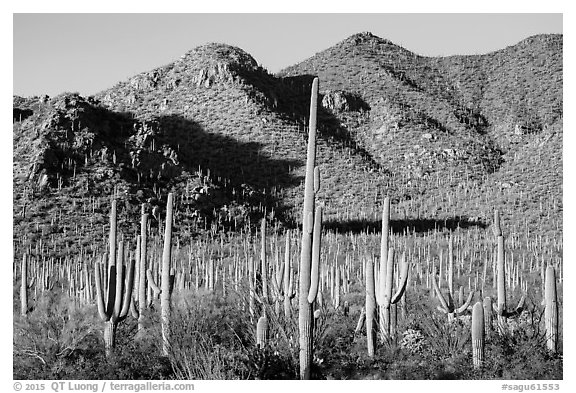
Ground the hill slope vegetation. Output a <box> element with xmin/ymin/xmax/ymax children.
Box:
<box><xmin>13</xmin><ymin>33</ymin><xmax>562</xmax><ymax>253</ymax></box>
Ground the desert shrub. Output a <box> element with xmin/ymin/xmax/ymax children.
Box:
<box><xmin>13</xmin><ymin>292</ymin><xmax>99</xmax><ymax>379</ymax></box>
<box><xmin>480</xmin><ymin>307</ymin><xmax>563</xmax><ymax>380</ymax></box>
<box><xmin>13</xmin><ymin>290</ymin><xmax>176</xmax><ymax>380</ymax></box>
<box><xmin>165</xmin><ymin>289</ymin><xmax>299</xmax><ymax>379</ymax></box>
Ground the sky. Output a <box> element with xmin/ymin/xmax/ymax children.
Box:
<box><xmin>13</xmin><ymin>13</ymin><xmax>563</xmax><ymax>97</ymax></box>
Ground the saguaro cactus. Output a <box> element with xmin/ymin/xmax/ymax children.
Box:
<box><xmin>283</xmin><ymin>232</ymin><xmax>296</xmax><ymax>319</ymax></box>
<box><xmin>95</xmin><ymin>239</ymin><xmax>135</xmax><ymax>357</ymax></box>
<box><xmin>260</xmin><ymin>218</ymin><xmax>269</xmax><ymax>303</ymax></box>
<box><xmin>248</xmin><ymin>256</ymin><xmax>256</xmax><ymax>319</ymax></box>
<box><xmin>378</xmin><ymin>247</ymin><xmax>409</xmax><ymax>340</ymax></box>
<box><xmin>273</xmin><ymin>244</ymin><xmax>285</xmax><ymax>316</ymax></box>
<box><xmin>256</xmin><ymin>313</ymin><xmax>269</xmax><ymax>348</ymax></box>
<box><xmin>20</xmin><ymin>254</ymin><xmax>28</xmax><ymax>317</ymax></box>
<box><xmin>483</xmin><ymin>296</ymin><xmax>494</xmax><ymax>335</ymax></box>
<box><xmin>432</xmin><ymin>235</ymin><xmax>474</xmax><ymax>322</ymax></box>
<box><xmin>377</xmin><ymin>196</ymin><xmax>391</xmax><ymax>325</ymax></box>
<box><xmin>376</xmin><ymin>198</ymin><xmax>409</xmax><ymax>340</ymax></box>
<box><xmin>543</xmin><ymin>266</ymin><xmax>558</xmax><ymax>353</ymax></box>
<box><xmin>146</xmin><ymin>194</ymin><xmax>175</xmax><ymax>355</ymax></box>
<box><xmin>355</xmin><ymin>307</ymin><xmax>366</xmax><ymax>335</ymax></box>
<box><xmin>298</xmin><ymin>77</ymin><xmax>322</xmax><ymax>380</ymax></box>
<box><xmin>471</xmin><ymin>301</ymin><xmax>485</xmax><ymax>369</ymax></box>
<box><xmin>334</xmin><ymin>265</ymin><xmax>341</xmax><ymax>309</ymax></box>
<box><xmin>365</xmin><ymin>257</ymin><xmax>377</xmax><ymax>356</ymax></box>
<box><xmin>20</xmin><ymin>254</ymin><xmax>34</xmax><ymax>316</ymax></box>
<box><xmin>160</xmin><ymin>193</ymin><xmax>174</xmax><ymax>355</ymax></box>
<box><xmin>492</xmin><ymin>211</ymin><xmax>525</xmax><ymax>333</ymax></box>
<box><xmin>138</xmin><ymin>205</ymin><xmax>148</xmax><ymax>331</ymax></box>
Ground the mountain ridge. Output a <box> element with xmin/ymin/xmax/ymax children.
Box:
<box><xmin>13</xmin><ymin>32</ymin><xmax>562</xmax><ymax>254</ymax></box>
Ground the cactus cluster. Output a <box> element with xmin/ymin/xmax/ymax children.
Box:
<box><xmin>364</xmin><ymin>197</ymin><xmax>409</xmax><ymax>356</ymax></box>
<box><xmin>432</xmin><ymin>234</ymin><xmax>474</xmax><ymax>322</ymax></box>
<box><xmin>94</xmin><ymin>200</ymin><xmax>136</xmax><ymax>356</ymax></box>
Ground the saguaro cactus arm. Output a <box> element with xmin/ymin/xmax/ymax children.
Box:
<box><xmin>433</xmin><ymin>271</ymin><xmax>474</xmax><ymax>315</ymax></box>
<box><xmin>307</xmin><ymin>206</ymin><xmax>322</xmax><ymax>304</ymax></box>
<box><xmin>112</xmin><ymin>246</ymin><xmax>124</xmax><ymax>320</ymax></box>
<box><xmin>94</xmin><ymin>262</ymin><xmax>109</xmax><ymax>321</ymax></box>
<box><xmin>391</xmin><ymin>252</ymin><xmax>409</xmax><ymax>304</ymax></box>
<box><xmin>147</xmin><ymin>269</ymin><xmax>162</xmax><ymax>295</ymax></box>
<box><xmin>455</xmin><ymin>291</ymin><xmax>475</xmax><ymax>314</ymax></box>
<box><xmin>314</xmin><ymin>166</ymin><xmax>320</xmax><ymax>194</ymax></box>
<box><xmin>119</xmin><ymin>259</ymin><xmax>136</xmax><ymax>318</ymax></box>
<box><xmin>432</xmin><ymin>273</ymin><xmax>450</xmax><ymax>313</ymax></box>
<box><xmin>502</xmin><ymin>294</ymin><xmax>526</xmax><ymax>318</ymax></box>
<box><xmin>355</xmin><ymin>307</ymin><xmax>366</xmax><ymax>334</ymax></box>
<box><xmin>95</xmin><ymin>241</ymin><xmax>135</xmax><ymax>324</ymax></box>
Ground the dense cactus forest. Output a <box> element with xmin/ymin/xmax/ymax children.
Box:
<box><xmin>13</xmin><ymin>32</ymin><xmax>562</xmax><ymax>380</ymax></box>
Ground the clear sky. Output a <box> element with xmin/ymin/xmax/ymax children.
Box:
<box><xmin>13</xmin><ymin>13</ymin><xmax>562</xmax><ymax>97</ymax></box>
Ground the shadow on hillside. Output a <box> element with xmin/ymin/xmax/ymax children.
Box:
<box><xmin>150</xmin><ymin>113</ymin><xmax>301</xmax><ymax>188</ymax></box>
<box><xmin>32</xmin><ymin>96</ymin><xmax>302</xmax><ymax>226</ymax></box>
<box><xmin>206</xmin><ymin>68</ymin><xmax>385</xmax><ymax>174</ymax></box>
<box><xmin>13</xmin><ymin>108</ymin><xmax>34</xmax><ymax>123</ymax></box>
<box><xmin>323</xmin><ymin>216</ymin><xmax>487</xmax><ymax>235</ymax></box>
<box><xmin>271</xmin><ymin>74</ymin><xmax>386</xmax><ymax>174</ymax></box>
<box><xmin>112</xmin><ymin>113</ymin><xmax>302</xmax><ymax>222</ymax></box>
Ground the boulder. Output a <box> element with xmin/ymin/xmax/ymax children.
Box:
<box><xmin>321</xmin><ymin>90</ymin><xmax>369</xmax><ymax>113</ymax></box>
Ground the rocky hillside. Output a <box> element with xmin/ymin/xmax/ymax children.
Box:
<box><xmin>13</xmin><ymin>33</ymin><xmax>562</xmax><ymax>254</ymax></box>
<box><xmin>280</xmin><ymin>32</ymin><xmax>562</xmax><ymax>234</ymax></box>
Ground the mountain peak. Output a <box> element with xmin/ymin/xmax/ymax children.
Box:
<box><xmin>342</xmin><ymin>31</ymin><xmax>395</xmax><ymax>47</ymax></box>
<box><xmin>179</xmin><ymin>43</ymin><xmax>259</xmax><ymax>72</ymax></box>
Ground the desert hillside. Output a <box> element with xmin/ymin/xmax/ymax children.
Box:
<box><xmin>13</xmin><ymin>32</ymin><xmax>562</xmax><ymax>252</ymax></box>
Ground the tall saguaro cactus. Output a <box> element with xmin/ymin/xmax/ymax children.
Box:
<box><xmin>137</xmin><ymin>204</ymin><xmax>148</xmax><ymax>332</ymax></box>
<box><xmin>146</xmin><ymin>194</ymin><xmax>175</xmax><ymax>355</ymax></box>
<box><xmin>20</xmin><ymin>254</ymin><xmax>34</xmax><ymax>316</ymax></box>
<box><xmin>365</xmin><ymin>257</ymin><xmax>377</xmax><ymax>356</ymax></box>
<box><xmin>299</xmin><ymin>77</ymin><xmax>322</xmax><ymax>380</ymax></box>
<box><xmin>543</xmin><ymin>266</ymin><xmax>558</xmax><ymax>353</ymax></box>
<box><xmin>260</xmin><ymin>218</ymin><xmax>269</xmax><ymax>303</ymax></box>
<box><xmin>492</xmin><ymin>210</ymin><xmax>525</xmax><ymax>333</ymax></box>
<box><xmin>377</xmin><ymin>197</ymin><xmax>391</xmax><ymax>319</ymax></box>
<box><xmin>160</xmin><ymin>193</ymin><xmax>174</xmax><ymax>355</ymax></box>
<box><xmin>378</xmin><ymin>247</ymin><xmax>409</xmax><ymax>340</ymax></box>
<box><xmin>95</xmin><ymin>237</ymin><xmax>135</xmax><ymax>357</ymax></box>
<box><xmin>375</xmin><ymin>198</ymin><xmax>409</xmax><ymax>340</ymax></box>
<box><xmin>283</xmin><ymin>232</ymin><xmax>295</xmax><ymax>319</ymax></box>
